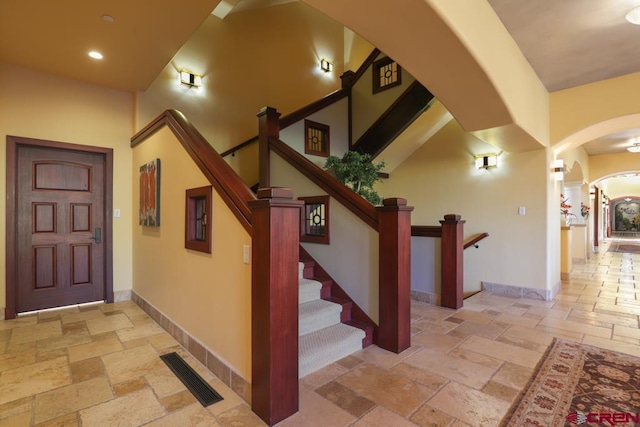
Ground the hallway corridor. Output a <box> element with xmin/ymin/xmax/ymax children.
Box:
<box><xmin>1</xmin><ymin>238</ymin><xmax>639</xmax><ymax>426</ymax></box>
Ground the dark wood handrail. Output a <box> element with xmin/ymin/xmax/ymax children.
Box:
<box><xmin>411</xmin><ymin>225</ymin><xmax>441</xmax><ymax>238</ymax></box>
<box><xmin>221</xmin><ymin>48</ymin><xmax>381</xmax><ymax>159</ymax></box>
<box><xmin>269</xmin><ymin>137</ymin><xmax>379</xmax><ymax>230</ymax></box>
<box><xmin>351</xmin><ymin>48</ymin><xmax>381</xmax><ymax>84</ymax></box>
<box><xmin>464</xmin><ymin>232</ymin><xmax>489</xmax><ymax>249</ymax></box>
<box><xmin>220</xmin><ymin>135</ymin><xmax>258</xmax><ymax>158</ymax></box>
<box><xmin>131</xmin><ymin>109</ymin><xmax>256</xmax><ymax>234</ymax></box>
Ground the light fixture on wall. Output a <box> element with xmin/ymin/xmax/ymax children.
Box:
<box><xmin>628</xmin><ymin>142</ymin><xmax>640</xmax><ymax>153</ymax></box>
<box><xmin>320</xmin><ymin>58</ymin><xmax>333</xmax><ymax>73</ymax></box>
<box><xmin>552</xmin><ymin>159</ymin><xmax>565</xmax><ymax>180</ymax></box>
<box><xmin>475</xmin><ymin>153</ymin><xmax>498</xmax><ymax>169</ymax></box>
<box><xmin>179</xmin><ymin>70</ymin><xmax>202</xmax><ymax>88</ymax></box>
<box><xmin>626</xmin><ymin>5</ymin><xmax>640</xmax><ymax>25</ymax></box>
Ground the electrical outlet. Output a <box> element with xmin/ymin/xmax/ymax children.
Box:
<box><xmin>243</xmin><ymin>245</ymin><xmax>250</xmax><ymax>264</ymax></box>
<box><xmin>518</xmin><ymin>206</ymin><xmax>526</xmax><ymax>215</ymax></box>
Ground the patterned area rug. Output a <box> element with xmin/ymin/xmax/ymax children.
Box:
<box><xmin>608</xmin><ymin>243</ymin><xmax>640</xmax><ymax>254</ymax></box>
<box><xmin>501</xmin><ymin>339</ymin><xmax>640</xmax><ymax>426</ymax></box>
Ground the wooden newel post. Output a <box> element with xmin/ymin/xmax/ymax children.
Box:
<box><xmin>377</xmin><ymin>197</ymin><xmax>413</xmax><ymax>353</ymax></box>
<box><xmin>257</xmin><ymin>107</ymin><xmax>281</xmax><ymax>189</ymax></box>
<box><xmin>440</xmin><ymin>214</ymin><xmax>465</xmax><ymax>309</ymax></box>
<box><xmin>248</xmin><ymin>188</ymin><xmax>303</xmax><ymax>426</ymax></box>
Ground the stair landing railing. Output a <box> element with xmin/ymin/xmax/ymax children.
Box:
<box><xmin>411</xmin><ymin>220</ymin><xmax>489</xmax><ymax>309</ymax></box>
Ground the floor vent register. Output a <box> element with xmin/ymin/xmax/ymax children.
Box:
<box><xmin>160</xmin><ymin>352</ymin><xmax>224</xmax><ymax>407</ymax></box>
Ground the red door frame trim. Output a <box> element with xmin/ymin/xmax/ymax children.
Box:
<box><xmin>5</xmin><ymin>136</ymin><xmax>114</xmax><ymax>319</ymax></box>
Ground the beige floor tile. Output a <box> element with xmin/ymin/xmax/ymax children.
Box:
<box><xmin>0</xmin><ymin>346</ymin><xmax>36</xmax><ymax>371</ymax></box>
<box><xmin>458</xmin><ymin>336</ymin><xmax>542</xmax><ymax>369</ymax></box>
<box><xmin>411</xmin><ymin>330</ymin><xmax>465</xmax><ymax>352</ymax></box>
<box><xmin>301</xmin><ymin>362</ymin><xmax>349</xmax><ymax>390</ymax></box>
<box><xmin>36</xmin><ymin>333</ymin><xmax>92</xmax><ymax>353</ymax></box>
<box><xmin>0</xmin><ymin>397</ymin><xmax>32</xmax><ymax>421</ymax></box>
<box><xmin>534</xmin><ymin>325</ymin><xmax>585</xmax><ymax>342</ymax></box>
<box><xmin>145</xmin><ymin>403</ymin><xmax>220</xmax><ymax>427</ymax></box>
<box><xmin>9</xmin><ymin>321</ymin><xmax>62</xmax><ymax>345</ymax></box>
<box><xmin>537</xmin><ymin>316</ymin><xmax>612</xmax><ymax>338</ymax></box>
<box><xmin>102</xmin><ymin>343</ymin><xmax>162</xmax><ymax>384</ymax></box>
<box><xmin>116</xmin><ymin>319</ymin><xmax>165</xmax><ymax>342</ymax></box>
<box><xmin>351</xmin><ymin>406</ymin><xmax>416</xmax><ymax>426</ymax></box>
<box><xmin>448</xmin><ymin>347</ymin><xmax>503</xmax><ymax>369</ymax></box>
<box><xmin>68</xmin><ymin>336</ymin><xmax>123</xmax><ymax>363</ymax></box>
<box><xmin>350</xmin><ymin>344</ymin><xmax>418</xmax><ymax>369</ymax></box>
<box><xmin>403</xmin><ymin>348</ymin><xmax>496</xmax><ymax>389</ymax></box>
<box><xmin>145</xmin><ymin>363</ymin><xmax>187</xmax><ymax>398</ymax></box>
<box><xmin>86</xmin><ymin>313</ymin><xmax>134</xmax><ymax>336</ymax></box>
<box><xmin>274</xmin><ymin>387</ymin><xmax>353</xmax><ymax>427</ymax></box>
<box><xmin>427</xmin><ymin>382</ymin><xmax>510</xmax><ymax>426</ymax></box>
<box><xmin>217</xmin><ymin>404</ymin><xmax>268</xmax><ymax>426</ymax></box>
<box><xmin>0</xmin><ymin>411</ymin><xmax>30</xmax><ymax>427</ymax></box>
<box><xmin>390</xmin><ymin>362</ymin><xmax>449</xmax><ymax>390</ymax></box>
<box><xmin>337</xmin><ymin>363</ymin><xmax>434</xmax><ymax>417</ymax></box>
<box><xmin>595</xmin><ymin>302</ymin><xmax>640</xmax><ymax>316</ymax></box>
<box><xmin>614</xmin><ymin>324</ymin><xmax>640</xmax><ymax>340</ymax></box>
<box><xmin>34</xmin><ymin>377</ymin><xmax>113</xmax><ymax>424</ymax></box>
<box><xmin>59</xmin><ymin>309</ymin><xmax>105</xmax><ymax>325</ymax></box>
<box><xmin>448</xmin><ymin>310</ymin><xmax>495</xmax><ymax>324</ymax></box>
<box><xmin>491</xmin><ymin>362</ymin><xmax>533</xmax><ymax>390</ymax></box>
<box><xmin>582</xmin><ymin>335</ymin><xmax>640</xmax><ymax>357</ymax></box>
<box><xmin>0</xmin><ymin>356</ymin><xmax>71</xmax><ymax>405</ymax></box>
<box><xmin>147</xmin><ymin>332</ymin><xmax>180</xmax><ymax>350</ymax></box>
<box><xmin>315</xmin><ymin>381</ymin><xmax>376</xmax><ymax>417</ymax></box>
<box><xmin>495</xmin><ymin>335</ymin><xmax>549</xmax><ymax>353</ymax></box>
<box><xmin>79</xmin><ymin>388</ymin><xmax>166</xmax><ymax>426</ymax></box>
<box><xmin>35</xmin><ymin>412</ymin><xmax>79</xmax><ymax>427</ymax></box>
<box><xmin>493</xmin><ymin>313</ymin><xmax>540</xmax><ymax>328</ymax></box>
<box><xmin>410</xmin><ymin>404</ymin><xmax>455</xmax><ymax>427</ymax></box>
<box><xmin>453</xmin><ymin>320</ymin><xmax>508</xmax><ymax>339</ymax></box>
<box><xmin>481</xmin><ymin>380</ymin><xmax>518</xmax><ymax>402</ymax></box>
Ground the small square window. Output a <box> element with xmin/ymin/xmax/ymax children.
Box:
<box><xmin>373</xmin><ymin>56</ymin><xmax>402</xmax><ymax>94</ymax></box>
<box><xmin>304</xmin><ymin>119</ymin><xmax>330</xmax><ymax>157</ymax></box>
<box><xmin>299</xmin><ymin>195</ymin><xmax>330</xmax><ymax>244</ymax></box>
<box><xmin>185</xmin><ymin>186</ymin><xmax>212</xmax><ymax>253</ymax></box>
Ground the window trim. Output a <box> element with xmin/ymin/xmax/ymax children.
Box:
<box><xmin>185</xmin><ymin>186</ymin><xmax>212</xmax><ymax>253</ymax></box>
<box><xmin>299</xmin><ymin>195</ymin><xmax>330</xmax><ymax>244</ymax></box>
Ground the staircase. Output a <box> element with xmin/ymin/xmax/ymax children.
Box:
<box><xmin>298</xmin><ymin>260</ymin><xmax>373</xmax><ymax>377</ymax></box>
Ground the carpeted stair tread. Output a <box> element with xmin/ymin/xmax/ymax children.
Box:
<box><xmin>299</xmin><ymin>278</ymin><xmax>322</xmax><ymax>304</ymax></box>
<box><xmin>299</xmin><ymin>323</ymin><xmax>365</xmax><ymax>377</ymax></box>
<box><xmin>299</xmin><ymin>299</ymin><xmax>342</xmax><ymax>335</ymax></box>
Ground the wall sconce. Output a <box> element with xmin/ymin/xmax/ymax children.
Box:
<box><xmin>180</xmin><ymin>70</ymin><xmax>202</xmax><ymax>88</ymax></box>
<box><xmin>475</xmin><ymin>153</ymin><xmax>498</xmax><ymax>169</ymax></box>
<box><xmin>551</xmin><ymin>159</ymin><xmax>564</xmax><ymax>180</ymax></box>
<box><xmin>320</xmin><ymin>59</ymin><xmax>333</xmax><ymax>73</ymax></box>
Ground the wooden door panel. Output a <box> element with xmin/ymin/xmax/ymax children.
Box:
<box><xmin>16</xmin><ymin>146</ymin><xmax>105</xmax><ymax>312</ymax></box>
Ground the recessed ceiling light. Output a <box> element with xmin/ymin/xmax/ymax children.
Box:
<box><xmin>88</xmin><ymin>51</ymin><xmax>103</xmax><ymax>60</ymax></box>
<box><xmin>102</xmin><ymin>14</ymin><xmax>114</xmax><ymax>23</ymax></box>
<box><xmin>626</xmin><ymin>6</ymin><xmax>640</xmax><ymax>25</ymax></box>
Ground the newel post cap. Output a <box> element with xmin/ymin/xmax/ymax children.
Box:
<box><xmin>256</xmin><ymin>187</ymin><xmax>294</xmax><ymax>200</ymax></box>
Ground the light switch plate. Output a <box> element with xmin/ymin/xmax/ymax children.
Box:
<box><xmin>243</xmin><ymin>245</ymin><xmax>250</xmax><ymax>264</ymax></box>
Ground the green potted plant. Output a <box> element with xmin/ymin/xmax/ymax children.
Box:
<box><xmin>324</xmin><ymin>151</ymin><xmax>386</xmax><ymax>205</ymax></box>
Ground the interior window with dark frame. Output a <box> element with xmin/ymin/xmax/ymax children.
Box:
<box><xmin>373</xmin><ymin>56</ymin><xmax>402</xmax><ymax>93</ymax></box>
<box><xmin>304</xmin><ymin>119</ymin><xmax>330</xmax><ymax>157</ymax></box>
<box><xmin>299</xmin><ymin>195</ymin><xmax>330</xmax><ymax>244</ymax></box>
<box><xmin>185</xmin><ymin>186</ymin><xmax>212</xmax><ymax>253</ymax></box>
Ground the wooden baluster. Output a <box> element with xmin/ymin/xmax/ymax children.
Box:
<box><xmin>249</xmin><ymin>188</ymin><xmax>303</xmax><ymax>426</ymax></box>
<box><xmin>440</xmin><ymin>214</ymin><xmax>465</xmax><ymax>309</ymax></box>
<box><xmin>377</xmin><ymin>197</ymin><xmax>413</xmax><ymax>353</ymax></box>
<box><xmin>257</xmin><ymin>106</ymin><xmax>281</xmax><ymax>189</ymax></box>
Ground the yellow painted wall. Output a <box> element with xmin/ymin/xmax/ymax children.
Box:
<box><xmin>552</xmin><ymin>72</ymin><xmax>640</xmax><ymax>147</ymax></box>
<box><xmin>136</xmin><ymin>2</ymin><xmax>344</xmax><ymax>161</ymax></box>
<box><xmin>590</xmin><ymin>152</ymin><xmax>640</xmax><ymax>182</ymax></box>
<box><xmin>132</xmin><ymin>127</ymin><xmax>252</xmax><ymax>378</ymax></box>
<box><xmin>378</xmin><ymin>119</ymin><xmax>554</xmax><ymax>294</ymax></box>
<box><xmin>0</xmin><ymin>62</ymin><xmax>133</xmax><ymax>312</ymax></box>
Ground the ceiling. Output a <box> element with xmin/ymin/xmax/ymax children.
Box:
<box><xmin>2</xmin><ymin>0</ymin><xmax>640</xmax><ymax>155</ymax></box>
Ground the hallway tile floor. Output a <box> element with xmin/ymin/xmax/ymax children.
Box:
<box><xmin>1</xmin><ymin>238</ymin><xmax>639</xmax><ymax>426</ymax></box>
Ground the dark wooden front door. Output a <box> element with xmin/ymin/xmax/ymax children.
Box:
<box><xmin>6</xmin><ymin>137</ymin><xmax>113</xmax><ymax>316</ymax></box>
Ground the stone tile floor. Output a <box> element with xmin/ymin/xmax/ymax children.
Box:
<box><xmin>1</xmin><ymin>238</ymin><xmax>639</xmax><ymax>426</ymax></box>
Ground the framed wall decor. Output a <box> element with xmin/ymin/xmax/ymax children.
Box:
<box><xmin>139</xmin><ymin>158</ymin><xmax>160</xmax><ymax>226</ymax></box>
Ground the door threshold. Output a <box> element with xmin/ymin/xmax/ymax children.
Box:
<box><xmin>17</xmin><ymin>300</ymin><xmax>105</xmax><ymax>317</ymax></box>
